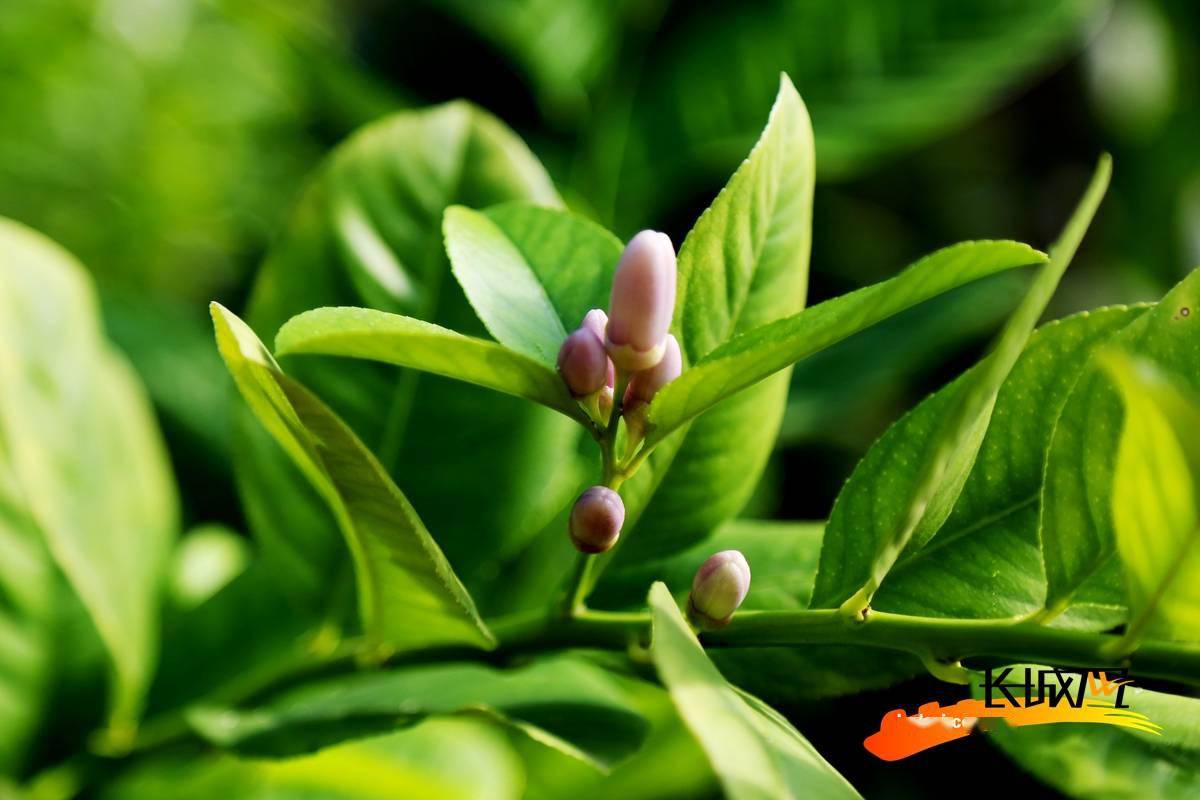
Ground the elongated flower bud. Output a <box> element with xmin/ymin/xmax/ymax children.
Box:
<box><xmin>569</xmin><ymin>486</ymin><xmax>625</xmax><ymax>554</ymax></box>
<box><xmin>688</xmin><ymin>550</ymin><xmax>751</xmax><ymax>629</ymax></box>
<box><xmin>557</xmin><ymin>328</ymin><xmax>609</xmax><ymax>397</ymax></box>
<box><xmin>607</xmin><ymin>230</ymin><xmax>676</xmax><ymax>371</ymax></box>
<box><xmin>626</xmin><ymin>334</ymin><xmax>682</xmax><ymax>405</ymax></box>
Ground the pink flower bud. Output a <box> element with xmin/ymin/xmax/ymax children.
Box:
<box><xmin>606</xmin><ymin>230</ymin><xmax>676</xmax><ymax>372</ymax></box>
<box><xmin>569</xmin><ymin>486</ymin><xmax>625</xmax><ymax>554</ymax></box>
<box><xmin>557</xmin><ymin>328</ymin><xmax>609</xmax><ymax>397</ymax></box>
<box><xmin>688</xmin><ymin>550</ymin><xmax>751</xmax><ymax>629</ymax></box>
<box><xmin>626</xmin><ymin>334</ymin><xmax>682</xmax><ymax>405</ymax></box>
<box><xmin>581</xmin><ymin>308</ymin><xmax>608</xmax><ymax>341</ymax></box>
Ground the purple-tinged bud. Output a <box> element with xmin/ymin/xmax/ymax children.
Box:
<box><xmin>688</xmin><ymin>550</ymin><xmax>750</xmax><ymax>629</ymax></box>
<box><xmin>569</xmin><ymin>486</ymin><xmax>625</xmax><ymax>554</ymax></box>
<box><xmin>626</xmin><ymin>334</ymin><xmax>682</xmax><ymax>405</ymax></box>
<box><xmin>607</xmin><ymin>231</ymin><xmax>676</xmax><ymax>372</ymax></box>
<box><xmin>557</xmin><ymin>328</ymin><xmax>609</xmax><ymax>397</ymax></box>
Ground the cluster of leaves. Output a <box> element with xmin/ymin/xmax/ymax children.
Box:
<box><xmin>4</xmin><ymin>64</ymin><xmax>1200</xmax><ymax>800</ymax></box>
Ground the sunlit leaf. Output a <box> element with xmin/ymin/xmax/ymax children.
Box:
<box><xmin>648</xmin><ymin>582</ymin><xmax>861</xmax><ymax>799</ymax></box>
<box><xmin>212</xmin><ymin>303</ymin><xmax>494</xmax><ymax>653</ymax></box>
<box><xmin>0</xmin><ymin>218</ymin><xmax>177</xmax><ymax>739</ymax></box>
<box><xmin>275</xmin><ymin>308</ymin><xmax>584</xmax><ymax>423</ymax></box>
<box><xmin>1041</xmin><ymin>268</ymin><xmax>1200</xmax><ymax>616</ymax></box>
<box><xmin>1105</xmin><ymin>354</ymin><xmax>1200</xmax><ymax>642</ymax></box>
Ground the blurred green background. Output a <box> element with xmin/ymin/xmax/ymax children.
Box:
<box><xmin>1</xmin><ymin>0</ymin><xmax>1195</xmax><ymax>796</ymax></box>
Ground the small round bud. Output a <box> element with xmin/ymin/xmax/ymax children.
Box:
<box><xmin>557</xmin><ymin>328</ymin><xmax>609</xmax><ymax>397</ymax></box>
<box><xmin>607</xmin><ymin>231</ymin><xmax>676</xmax><ymax>372</ymax></box>
<box><xmin>569</xmin><ymin>486</ymin><xmax>625</xmax><ymax>554</ymax></box>
<box><xmin>626</xmin><ymin>334</ymin><xmax>682</xmax><ymax>405</ymax></box>
<box><xmin>688</xmin><ymin>550</ymin><xmax>750</xmax><ymax>629</ymax></box>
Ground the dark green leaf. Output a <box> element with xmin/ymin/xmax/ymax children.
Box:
<box><xmin>978</xmin><ymin>673</ymin><xmax>1200</xmax><ymax>799</ymax></box>
<box><xmin>212</xmin><ymin>303</ymin><xmax>494</xmax><ymax>653</ymax></box>
<box><xmin>603</xmin><ymin>0</ymin><xmax>1106</xmax><ymax>226</ymax></box>
<box><xmin>189</xmin><ymin>656</ymin><xmax>646</xmax><ymax>771</ymax></box>
<box><xmin>820</xmin><ymin>307</ymin><xmax>1140</xmax><ymax>624</ymax></box>
<box><xmin>101</xmin><ymin>720</ymin><xmax>524</xmax><ymax>800</ymax></box>
<box><xmin>809</xmin><ymin>157</ymin><xmax>1110</xmax><ymax>613</ymax></box>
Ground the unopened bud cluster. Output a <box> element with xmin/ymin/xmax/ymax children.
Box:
<box><xmin>561</xmin><ymin>230</ymin><xmax>682</xmax><ymax>555</ymax></box>
<box><xmin>688</xmin><ymin>550</ymin><xmax>751</xmax><ymax>629</ymax></box>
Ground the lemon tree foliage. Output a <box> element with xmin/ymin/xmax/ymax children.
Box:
<box><xmin>6</xmin><ymin>69</ymin><xmax>1200</xmax><ymax>800</ymax></box>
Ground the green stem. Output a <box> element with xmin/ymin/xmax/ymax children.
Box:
<box><xmin>117</xmin><ymin>605</ymin><xmax>1200</xmax><ymax>773</ymax></box>
<box><xmin>492</xmin><ymin>608</ymin><xmax>1200</xmax><ymax>687</ymax></box>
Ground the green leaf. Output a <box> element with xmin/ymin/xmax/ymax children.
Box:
<box><xmin>596</xmin><ymin>74</ymin><xmax>816</xmax><ymax>574</ymax></box>
<box><xmin>847</xmin><ymin>308</ymin><xmax>1142</xmax><ymax>625</ymax></box>
<box><xmin>646</xmin><ymin>240</ymin><xmax>1046</xmax><ymax>446</ymax></box>
<box><xmin>1105</xmin><ymin>354</ymin><xmax>1200</xmax><ymax>643</ymax></box>
<box><xmin>647</xmin><ymin>582</ymin><xmax>861</xmax><ymax>799</ymax></box>
<box><xmin>977</xmin><ymin>675</ymin><xmax>1200</xmax><ymax>799</ymax></box>
<box><xmin>809</xmin><ymin>156</ymin><xmax>1110</xmax><ymax>613</ymax></box>
<box><xmin>189</xmin><ymin>656</ymin><xmax>646</xmax><ymax>771</ymax></box>
<box><xmin>1041</xmin><ymin>268</ymin><xmax>1200</xmax><ymax>616</ymax></box>
<box><xmin>274</xmin><ymin>308</ymin><xmax>584</xmax><ymax>422</ymax></box>
<box><xmin>780</xmin><ymin>272</ymin><xmax>1026</xmax><ymax>446</ymax></box>
<box><xmin>442</xmin><ymin>206</ymin><xmax>567</xmax><ymax>363</ymax></box>
<box><xmin>0</xmin><ymin>219</ymin><xmax>177</xmax><ymax>738</ymax></box>
<box><xmin>427</xmin><ymin>0</ymin><xmax>621</xmax><ymax>119</ymax></box>
<box><xmin>445</xmin><ymin>203</ymin><xmax>624</xmax><ymax>360</ymax></box>
<box><xmin>602</xmin><ymin>0</ymin><xmax>1105</xmax><ymax>226</ymax></box>
<box><xmin>211</xmin><ymin>303</ymin><xmax>494</xmax><ymax>653</ymax></box>
<box><xmin>238</xmin><ymin>100</ymin><xmax>578</xmax><ymax>610</ymax></box>
<box><xmin>101</xmin><ymin>719</ymin><xmax>524</xmax><ymax>800</ymax></box>
<box><xmin>0</xmin><ymin>430</ymin><xmax>54</xmax><ymax>776</ymax></box>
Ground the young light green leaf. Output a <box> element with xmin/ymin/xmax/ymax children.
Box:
<box><xmin>443</xmin><ymin>206</ymin><xmax>567</xmax><ymax>363</ymax></box>
<box><xmin>188</xmin><ymin>656</ymin><xmax>646</xmax><ymax>771</ymax></box>
<box><xmin>810</xmin><ymin>156</ymin><xmax>1110</xmax><ymax>614</ymax></box>
<box><xmin>101</xmin><ymin>720</ymin><xmax>523</xmax><ymax>800</ymax></box>
<box><xmin>1041</xmin><ymin>268</ymin><xmax>1200</xmax><ymax>617</ymax></box>
<box><xmin>645</xmin><ymin>240</ymin><xmax>1046</xmax><ymax>446</ymax></box>
<box><xmin>1105</xmin><ymin>354</ymin><xmax>1200</xmax><ymax>644</ymax></box>
<box><xmin>238</xmin><ymin>100</ymin><xmax>574</xmax><ymax>613</ymax></box>
<box><xmin>211</xmin><ymin>303</ymin><xmax>494</xmax><ymax>653</ymax></box>
<box><xmin>648</xmin><ymin>582</ymin><xmax>861</xmax><ymax>800</ymax></box>
<box><xmin>822</xmin><ymin>308</ymin><xmax>1141</xmax><ymax>626</ymax></box>
<box><xmin>444</xmin><ymin>204</ymin><xmax>624</xmax><ymax>362</ymax></box>
<box><xmin>274</xmin><ymin>307</ymin><xmax>585</xmax><ymax>423</ymax></box>
<box><xmin>978</xmin><ymin>676</ymin><xmax>1200</xmax><ymax>799</ymax></box>
<box><xmin>0</xmin><ymin>219</ymin><xmax>177</xmax><ymax>740</ymax></box>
